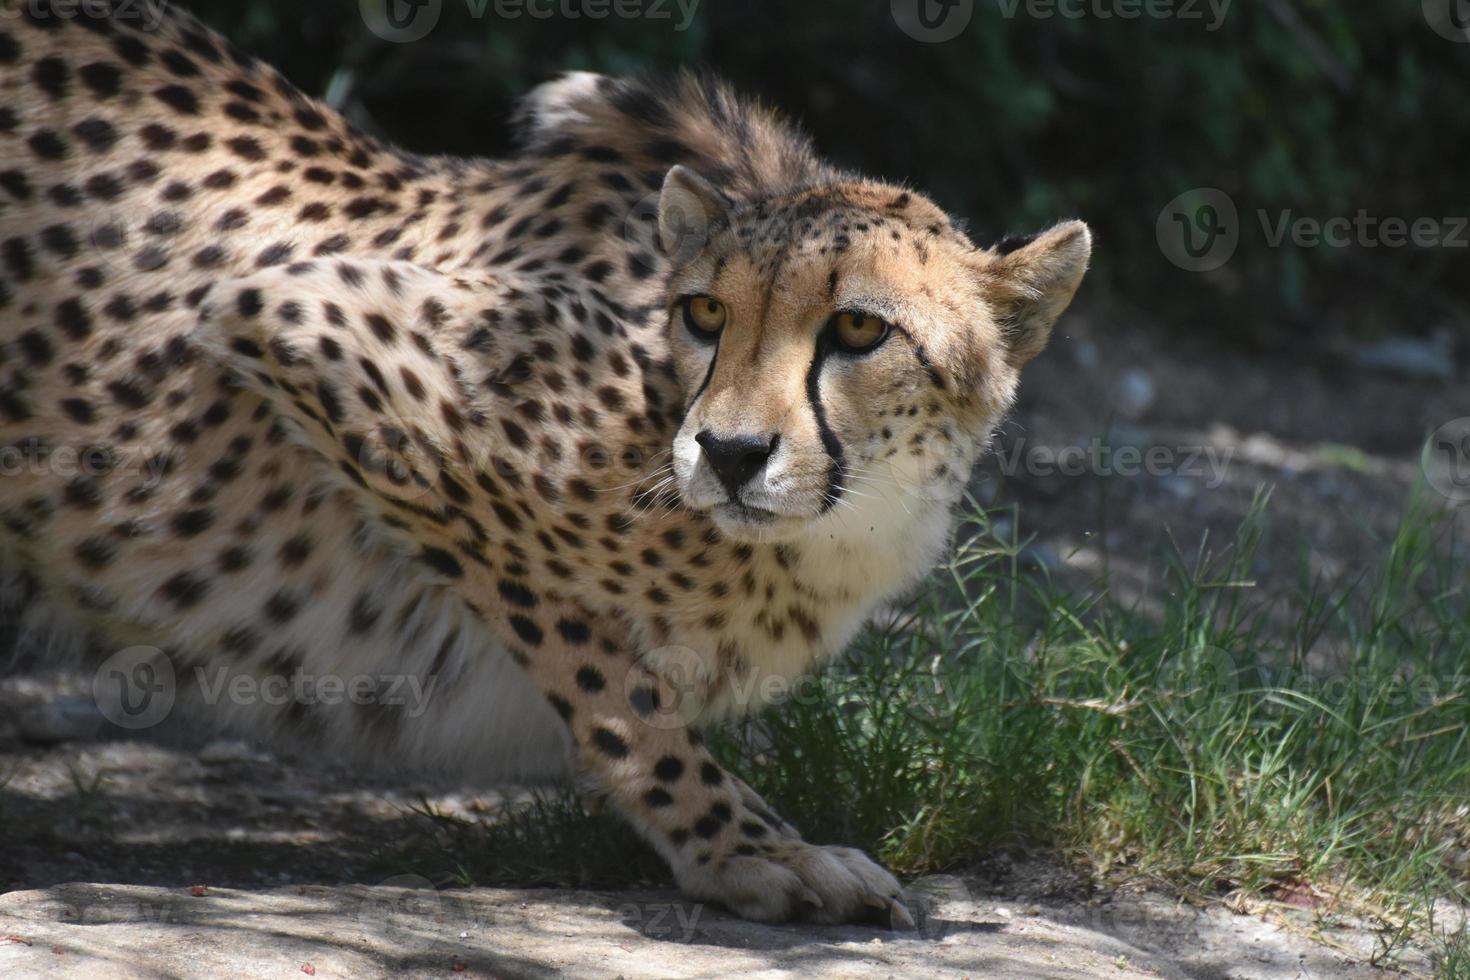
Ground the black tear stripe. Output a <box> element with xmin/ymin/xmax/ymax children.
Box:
<box><xmin>689</xmin><ymin>333</ymin><xmax>721</xmax><ymax>405</ymax></box>
<box><xmin>805</xmin><ymin>341</ymin><xmax>846</xmax><ymax>513</ymax></box>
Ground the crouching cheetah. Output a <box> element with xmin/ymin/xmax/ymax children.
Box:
<box><xmin>0</xmin><ymin>3</ymin><xmax>1090</xmax><ymax>924</ymax></box>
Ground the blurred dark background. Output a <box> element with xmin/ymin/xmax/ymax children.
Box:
<box><xmin>197</xmin><ymin>0</ymin><xmax>1469</xmax><ymax>355</ymax></box>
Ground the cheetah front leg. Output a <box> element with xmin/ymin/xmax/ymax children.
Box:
<box><xmin>514</xmin><ymin>627</ymin><xmax>914</xmax><ymax>927</ymax></box>
<box><xmin>193</xmin><ymin>258</ymin><xmax>911</xmax><ymax>926</ymax></box>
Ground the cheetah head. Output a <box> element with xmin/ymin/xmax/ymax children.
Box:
<box><xmin>657</xmin><ymin>166</ymin><xmax>1091</xmax><ymax>544</ymax></box>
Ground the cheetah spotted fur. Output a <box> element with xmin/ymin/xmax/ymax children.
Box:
<box><xmin>0</xmin><ymin>3</ymin><xmax>1091</xmax><ymax>924</ymax></box>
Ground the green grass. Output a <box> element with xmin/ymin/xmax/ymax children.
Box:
<box><xmin>384</xmin><ymin>489</ymin><xmax>1469</xmax><ymax>975</ymax></box>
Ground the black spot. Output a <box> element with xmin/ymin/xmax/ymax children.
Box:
<box><xmin>575</xmin><ymin>666</ymin><xmax>605</xmax><ymax>693</ymax></box>
<box><xmin>628</xmin><ymin>685</ymin><xmax>660</xmax><ymax>718</ymax></box>
<box><xmin>154</xmin><ymin>85</ymin><xmax>200</xmax><ymax>115</ymax></box>
<box><xmin>139</xmin><ymin>124</ymin><xmax>177</xmax><ymax>151</ymax></box>
<box><xmin>644</xmin><ymin>788</ymin><xmax>674</xmax><ymax>808</ymax></box>
<box><xmin>159</xmin><ymin>572</ymin><xmax>208</xmax><ymax>608</ymax></box>
<box><xmin>497</xmin><ymin>580</ymin><xmax>537</xmax><ymax>608</ymax></box>
<box><xmin>591</xmin><ymin>726</ymin><xmax>629</xmax><ymax>759</ymax></box>
<box><xmin>279</xmin><ymin>533</ymin><xmax>313</xmax><ymax>566</ymax></box>
<box><xmin>73</xmin><ymin>118</ymin><xmax>118</xmax><ymax>153</ymax></box>
<box><xmin>79</xmin><ymin>61</ymin><xmax>123</xmax><ymax>97</ymax></box>
<box><xmin>17</xmin><ymin>330</ymin><xmax>53</xmax><ymax>365</ymax></box>
<box><xmin>27</xmin><ymin>130</ymin><xmax>68</xmax><ymax>160</ymax></box>
<box><xmin>0</xmin><ymin>170</ymin><xmax>31</xmax><ymax>199</ymax></box>
<box><xmin>509</xmin><ymin>614</ymin><xmax>544</xmax><ymax>647</ymax></box>
<box><xmin>75</xmin><ymin>536</ymin><xmax>117</xmax><ymax>569</ymax></box>
<box><xmin>365</xmin><ymin>313</ymin><xmax>395</xmax><ymax>343</ymax></box>
<box><xmin>113</xmin><ymin>35</ymin><xmax>150</xmax><ymax>67</ymax></box>
<box><xmin>2</xmin><ymin>239</ymin><xmax>34</xmax><ymax>280</ymax></box>
<box><xmin>700</xmin><ymin>761</ymin><xmax>723</xmax><ymax>786</ymax></box>
<box><xmin>32</xmin><ymin>56</ymin><xmax>70</xmax><ymax>100</ymax></box>
<box><xmin>556</xmin><ymin>618</ymin><xmax>591</xmax><ymax>644</ymax></box>
<box><xmin>171</xmin><ymin>508</ymin><xmax>215</xmax><ymax>537</ymax></box>
<box><xmin>85</xmin><ymin>172</ymin><xmax>124</xmax><ymax>201</ymax></box>
<box><xmin>264</xmin><ymin>589</ymin><xmax>301</xmax><ymax>623</ymax></box>
<box><xmin>546</xmin><ymin>692</ymin><xmax>573</xmax><ymax>722</ymax></box>
<box><xmin>347</xmin><ymin>593</ymin><xmax>380</xmax><ymax>634</ymax></box>
<box><xmin>161</xmin><ymin>49</ymin><xmax>200</xmax><ymax>77</ymax></box>
<box><xmin>654</xmin><ymin>756</ymin><xmax>685</xmax><ymax>782</ymax></box>
<box><xmin>236</xmin><ymin>288</ymin><xmax>263</xmax><ymax>318</ymax></box>
<box><xmin>60</xmin><ymin>397</ymin><xmax>94</xmax><ymax>424</ymax></box>
<box><xmin>420</xmin><ymin>546</ymin><xmax>464</xmax><ymax>578</ymax></box>
<box><xmin>226</xmin><ymin>135</ymin><xmax>266</xmax><ymax>161</ymax></box>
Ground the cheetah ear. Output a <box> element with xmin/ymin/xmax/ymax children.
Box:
<box><xmin>657</xmin><ymin>165</ymin><xmax>730</xmax><ymax>264</ymax></box>
<box><xmin>978</xmin><ymin>220</ymin><xmax>1092</xmax><ymax>368</ymax></box>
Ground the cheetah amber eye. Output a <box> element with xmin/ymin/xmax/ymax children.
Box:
<box><xmin>682</xmin><ymin>295</ymin><xmax>727</xmax><ymax>340</ymax></box>
<box><xmin>831</xmin><ymin>311</ymin><xmax>890</xmax><ymax>353</ymax></box>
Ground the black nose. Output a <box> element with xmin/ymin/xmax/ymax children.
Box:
<box><xmin>695</xmin><ymin>430</ymin><xmax>776</xmax><ymax>495</ymax></box>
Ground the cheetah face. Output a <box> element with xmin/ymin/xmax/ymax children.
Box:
<box><xmin>656</xmin><ymin>167</ymin><xmax>1092</xmax><ymax>544</ymax></box>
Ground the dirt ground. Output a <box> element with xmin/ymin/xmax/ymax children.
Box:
<box><xmin>0</xmin><ymin>737</ymin><xmax>1451</xmax><ymax>978</ymax></box>
<box><xmin>2</xmin><ymin>304</ymin><xmax>1467</xmax><ymax>976</ymax></box>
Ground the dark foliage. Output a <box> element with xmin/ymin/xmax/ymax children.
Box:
<box><xmin>198</xmin><ymin>0</ymin><xmax>1468</xmax><ymax>348</ymax></box>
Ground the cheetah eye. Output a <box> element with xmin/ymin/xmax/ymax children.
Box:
<box><xmin>830</xmin><ymin>311</ymin><xmax>890</xmax><ymax>353</ymax></box>
<box><xmin>681</xmin><ymin>295</ymin><xmax>727</xmax><ymax>341</ymax></box>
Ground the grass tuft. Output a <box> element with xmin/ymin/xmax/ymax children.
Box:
<box><xmin>383</xmin><ymin>490</ymin><xmax>1469</xmax><ymax>969</ymax></box>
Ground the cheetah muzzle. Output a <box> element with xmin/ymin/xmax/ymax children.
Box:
<box><xmin>0</xmin><ymin>6</ymin><xmax>1089</xmax><ymax>927</ymax></box>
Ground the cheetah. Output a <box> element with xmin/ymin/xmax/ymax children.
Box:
<box><xmin>0</xmin><ymin>3</ymin><xmax>1090</xmax><ymax>925</ymax></box>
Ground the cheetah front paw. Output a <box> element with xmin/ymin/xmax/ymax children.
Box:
<box><xmin>674</xmin><ymin>836</ymin><xmax>914</xmax><ymax>928</ymax></box>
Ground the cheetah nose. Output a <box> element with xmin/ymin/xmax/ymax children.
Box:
<box><xmin>695</xmin><ymin>430</ymin><xmax>778</xmax><ymax>495</ymax></box>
